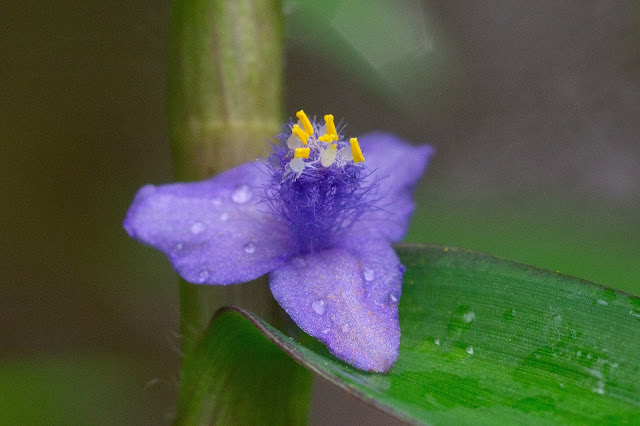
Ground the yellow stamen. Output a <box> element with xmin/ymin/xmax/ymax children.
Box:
<box><xmin>296</xmin><ymin>110</ymin><xmax>314</xmax><ymax>135</ymax></box>
<box><xmin>318</xmin><ymin>134</ymin><xmax>333</xmax><ymax>143</ymax></box>
<box><xmin>292</xmin><ymin>124</ymin><xmax>309</xmax><ymax>145</ymax></box>
<box><xmin>350</xmin><ymin>138</ymin><xmax>365</xmax><ymax>163</ymax></box>
<box><xmin>294</xmin><ymin>147</ymin><xmax>310</xmax><ymax>158</ymax></box>
<box><xmin>324</xmin><ymin>114</ymin><xmax>339</xmax><ymax>141</ymax></box>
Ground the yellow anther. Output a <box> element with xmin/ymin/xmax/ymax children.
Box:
<box><xmin>294</xmin><ymin>147</ymin><xmax>310</xmax><ymax>158</ymax></box>
<box><xmin>349</xmin><ymin>138</ymin><xmax>365</xmax><ymax>163</ymax></box>
<box><xmin>296</xmin><ymin>110</ymin><xmax>314</xmax><ymax>135</ymax></box>
<box><xmin>292</xmin><ymin>124</ymin><xmax>309</xmax><ymax>145</ymax></box>
<box><xmin>324</xmin><ymin>114</ymin><xmax>339</xmax><ymax>141</ymax></box>
<box><xmin>318</xmin><ymin>133</ymin><xmax>333</xmax><ymax>143</ymax></box>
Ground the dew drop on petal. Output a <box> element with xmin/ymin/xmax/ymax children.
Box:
<box><xmin>232</xmin><ymin>185</ymin><xmax>252</xmax><ymax>204</ymax></box>
<box><xmin>363</xmin><ymin>267</ymin><xmax>375</xmax><ymax>282</ymax></box>
<box><xmin>220</xmin><ymin>212</ymin><xmax>229</xmax><ymax>222</ymax></box>
<box><xmin>190</xmin><ymin>222</ymin><xmax>206</xmax><ymax>235</ymax></box>
<box><xmin>389</xmin><ymin>294</ymin><xmax>399</xmax><ymax>304</ymax></box>
<box><xmin>312</xmin><ymin>300</ymin><xmax>326</xmax><ymax>315</ymax></box>
<box><xmin>170</xmin><ymin>243</ymin><xmax>184</xmax><ymax>257</ymax></box>
<box><xmin>197</xmin><ymin>270</ymin><xmax>210</xmax><ymax>283</ymax></box>
<box><xmin>243</xmin><ymin>242</ymin><xmax>256</xmax><ymax>254</ymax></box>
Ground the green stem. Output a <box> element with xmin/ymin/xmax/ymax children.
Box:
<box><xmin>168</xmin><ymin>0</ymin><xmax>284</xmax><ymax>360</ymax></box>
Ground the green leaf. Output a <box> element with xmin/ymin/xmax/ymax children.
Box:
<box><xmin>192</xmin><ymin>244</ymin><xmax>640</xmax><ymax>424</ymax></box>
<box><xmin>176</xmin><ymin>305</ymin><xmax>313</xmax><ymax>425</ymax></box>
<box><xmin>284</xmin><ymin>0</ymin><xmax>452</xmax><ymax>109</ymax></box>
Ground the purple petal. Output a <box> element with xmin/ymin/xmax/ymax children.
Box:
<box><xmin>269</xmin><ymin>239</ymin><xmax>403</xmax><ymax>372</ymax></box>
<box><xmin>357</xmin><ymin>132</ymin><xmax>434</xmax><ymax>242</ymax></box>
<box><xmin>123</xmin><ymin>162</ymin><xmax>290</xmax><ymax>285</ymax></box>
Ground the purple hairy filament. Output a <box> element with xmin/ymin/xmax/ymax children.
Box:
<box><xmin>263</xmin><ymin>126</ymin><xmax>378</xmax><ymax>254</ymax></box>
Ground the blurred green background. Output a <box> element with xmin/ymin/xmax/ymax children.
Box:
<box><xmin>1</xmin><ymin>0</ymin><xmax>638</xmax><ymax>423</ymax></box>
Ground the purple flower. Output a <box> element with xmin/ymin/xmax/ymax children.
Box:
<box><xmin>124</xmin><ymin>111</ymin><xmax>433</xmax><ymax>372</ymax></box>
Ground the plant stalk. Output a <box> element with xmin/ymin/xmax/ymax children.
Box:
<box><xmin>167</xmin><ymin>0</ymin><xmax>284</xmax><ymax>359</ymax></box>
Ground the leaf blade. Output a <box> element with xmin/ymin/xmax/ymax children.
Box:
<box><xmin>202</xmin><ymin>244</ymin><xmax>640</xmax><ymax>424</ymax></box>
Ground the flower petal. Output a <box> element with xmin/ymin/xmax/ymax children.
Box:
<box><xmin>123</xmin><ymin>162</ymin><xmax>290</xmax><ymax>285</ymax></box>
<box><xmin>358</xmin><ymin>132</ymin><xmax>434</xmax><ymax>242</ymax></box>
<box><xmin>269</xmin><ymin>239</ymin><xmax>403</xmax><ymax>372</ymax></box>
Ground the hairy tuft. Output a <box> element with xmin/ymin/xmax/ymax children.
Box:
<box><xmin>261</xmin><ymin>121</ymin><xmax>379</xmax><ymax>253</ymax></box>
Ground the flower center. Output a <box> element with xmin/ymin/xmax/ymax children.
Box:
<box><xmin>264</xmin><ymin>110</ymin><xmax>375</xmax><ymax>253</ymax></box>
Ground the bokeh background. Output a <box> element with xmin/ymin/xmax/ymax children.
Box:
<box><xmin>1</xmin><ymin>0</ymin><xmax>638</xmax><ymax>423</ymax></box>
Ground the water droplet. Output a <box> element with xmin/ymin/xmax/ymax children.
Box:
<box><xmin>232</xmin><ymin>185</ymin><xmax>252</xmax><ymax>204</ymax></box>
<box><xmin>363</xmin><ymin>267</ymin><xmax>375</xmax><ymax>281</ymax></box>
<box><xmin>312</xmin><ymin>300</ymin><xmax>326</xmax><ymax>315</ymax></box>
<box><xmin>596</xmin><ymin>299</ymin><xmax>608</xmax><ymax>306</ymax></box>
<box><xmin>588</xmin><ymin>368</ymin><xmax>604</xmax><ymax>380</ymax></box>
<box><xmin>243</xmin><ymin>242</ymin><xmax>256</xmax><ymax>254</ymax></box>
<box><xmin>434</xmin><ymin>339</ymin><xmax>440</xmax><ymax>346</ymax></box>
<box><xmin>190</xmin><ymin>222</ymin><xmax>206</xmax><ymax>235</ymax></box>
<box><xmin>462</xmin><ymin>311</ymin><xmax>476</xmax><ymax>323</ymax></box>
<box><xmin>503</xmin><ymin>308</ymin><xmax>515</xmax><ymax>321</ymax></box>
<box><xmin>220</xmin><ymin>212</ymin><xmax>229</xmax><ymax>222</ymax></box>
<box><xmin>197</xmin><ymin>270</ymin><xmax>209</xmax><ymax>283</ymax></box>
<box><xmin>389</xmin><ymin>294</ymin><xmax>399</xmax><ymax>304</ymax></box>
<box><xmin>170</xmin><ymin>243</ymin><xmax>184</xmax><ymax>257</ymax></box>
<box><xmin>466</xmin><ymin>346</ymin><xmax>474</xmax><ymax>355</ymax></box>
<box><xmin>593</xmin><ymin>380</ymin><xmax>605</xmax><ymax>395</ymax></box>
